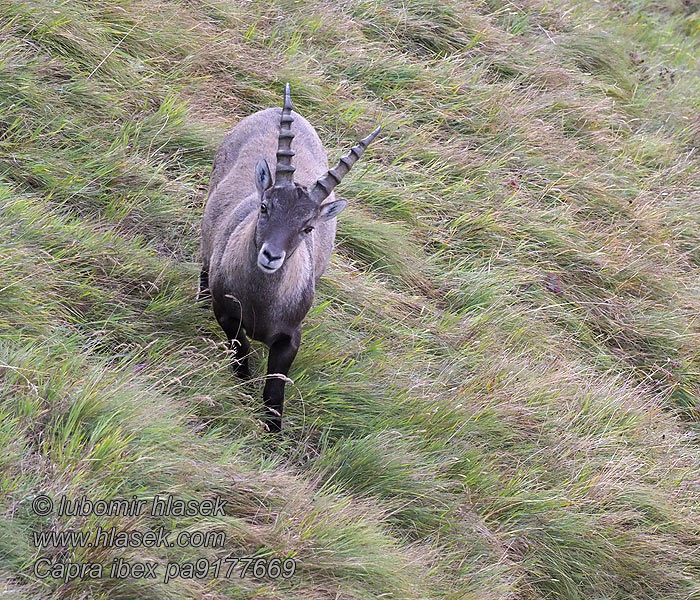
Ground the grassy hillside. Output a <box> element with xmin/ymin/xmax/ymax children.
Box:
<box><xmin>1</xmin><ymin>0</ymin><xmax>699</xmax><ymax>598</ymax></box>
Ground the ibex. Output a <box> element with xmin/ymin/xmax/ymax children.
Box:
<box><xmin>200</xmin><ymin>84</ymin><xmax>380</xmax><ymax>432</ymax></box>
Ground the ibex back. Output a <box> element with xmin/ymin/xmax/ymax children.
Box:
<box><xmin>200</xmin><ymin>84</ymin><xmax>380</xmax><ymax>432</ymax></box>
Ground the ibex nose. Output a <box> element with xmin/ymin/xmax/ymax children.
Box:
<box><xmin>263</xmin><ymin>248</ymin><xmax>282</xmax><ymax>262</ymax></box>
<box><xmin>257</xmin><ymin>244</ymin><xmax>286</xmax><ymax>273</ymax></box>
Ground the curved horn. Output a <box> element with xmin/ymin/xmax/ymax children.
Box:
<box><xmin>309</xmin><ymin>125</ymin><xmax>381</xmax><ymax>204</ymax></box>
<box><xmin>274</xmin><ymin>83</ymin><xmax>295</xmax><ymax>187</ymax></box>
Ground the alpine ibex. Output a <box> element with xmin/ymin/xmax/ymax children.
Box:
<box><xmin>200</xmin><ymin>84</ymin><xmax>380</xmax><ymax>432</ymax></box>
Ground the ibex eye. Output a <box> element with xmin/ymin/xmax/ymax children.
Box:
<box><xmin>303</xmin><ymin>226</ymin><xmax>314</xmax><ymax>234</ymax></box>
<box><xmin>260</xmin><ymin>204</ymin><xmax>267</xmax><ymax>213</ymax></box>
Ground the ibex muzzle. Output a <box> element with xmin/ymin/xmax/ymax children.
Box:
<box><xmin>200</xmin><ymin>84</ymin><xmax>380</xmax><ymax>432</ymax></box>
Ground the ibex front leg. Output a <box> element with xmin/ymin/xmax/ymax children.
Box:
<box><xmin>213</xmin><ymin>301</ymin><xmax>251</xmax><ymax>379</ymax></box>
<box><xmin>263</xmin><ymin>329</ymin><xmax>300</xmax><ymax>433</ymax></box>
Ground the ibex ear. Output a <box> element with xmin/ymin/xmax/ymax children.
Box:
<box><xmin>317</xmin><ymin>199</ymin><xmax>347</xmax><ymax>221</ymax></box>
<box><xmin>255</xmin><ymin>159</ymin><xmax>272</xmax><ymax>194</ymax></box>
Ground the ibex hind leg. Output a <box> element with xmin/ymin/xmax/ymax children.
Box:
<box><xmin>197</xmin><ymin>267</ymin><xmax>211</xmax><ymax>306</ymax></box>
<box><xmin>213</xmin><ymin>302</ymin><xmax>252</xmax><ymax>380</ymax></box>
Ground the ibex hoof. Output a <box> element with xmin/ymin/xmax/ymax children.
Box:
<box><xmin>263</xmin><ymin>407</ymin><xmax>282</xmax><ymax>433</ymax></box>
<box><xmin>236</xmin><ymin>365</ymin><xmax>252</xmax><ymax>380</ymax></box>
<box><xmin>263</xmin><ymin>418</ymin><xmax>282</xmax><ymax>433</ymax></box>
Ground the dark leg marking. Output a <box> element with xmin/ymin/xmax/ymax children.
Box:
<box><xmin>262</xmin><ymin>329</ymin><xmax>300</xmax><ymax>433</ymax></box>
<box><xmin>213</xmin><ymin>302</ymin><xmax>251</xmax><ymax>379</ymax></box>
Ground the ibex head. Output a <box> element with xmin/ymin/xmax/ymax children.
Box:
<box><xmin>254</xmin><ymin>84</ymin><xmax>381</xmax><ymax>273</ymax></box>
